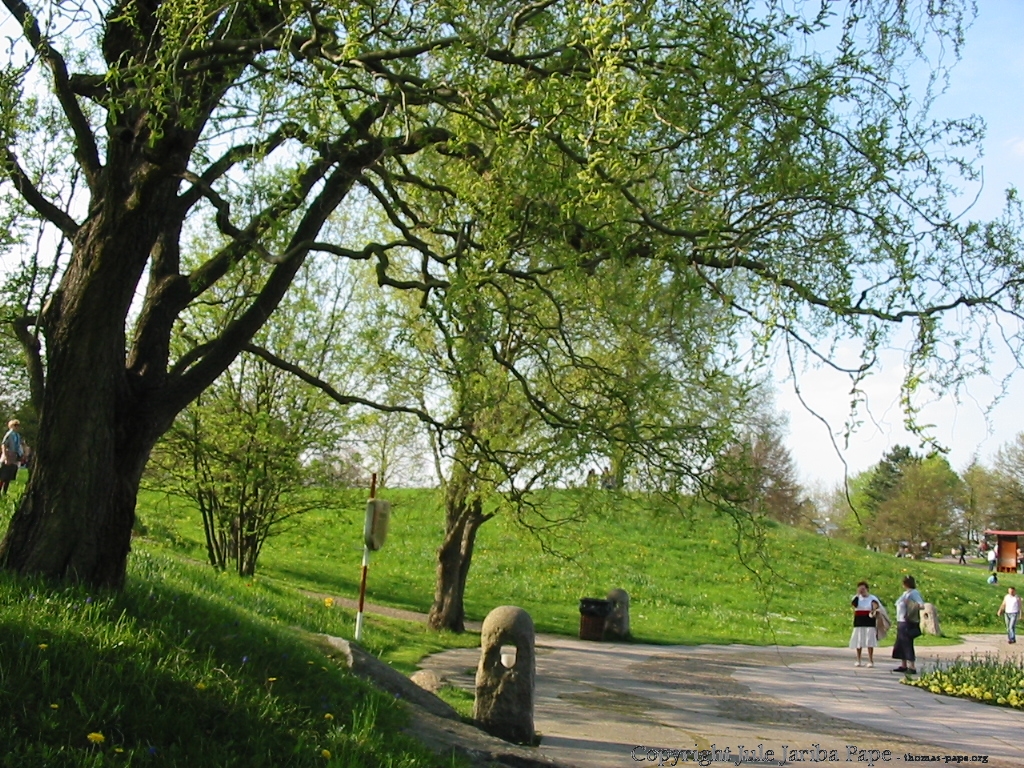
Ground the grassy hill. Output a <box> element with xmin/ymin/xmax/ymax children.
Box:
<box><xmin>3</xmin><ymin>478</ymin><xmax>1016</xmax><ymax>764</ymax></box>
<box><xmin>143</xmin><ymin>484</ymin><xmax>1013</xmax><ymax>645</ymax></box>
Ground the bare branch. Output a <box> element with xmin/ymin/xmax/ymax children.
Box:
<box><xmin>2</xmin><ymin>148</ymin><xmax>79</xmax><ymax>236</ymax></box>
<box><xmin>2</xmin><ymin>0</ymin><xmax>102</xmax><ymax>189</ymax></box>
<box><xmin>243</xmin><ymin>344</ymin><xmax>447</xmax><ymax>430</ymax></box>
<box><xmin>179</xmin><ymin>122</ymin><xmax>308</xmax><ymax>211</ymax></box>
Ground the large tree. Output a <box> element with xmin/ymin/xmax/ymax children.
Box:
<box><xmin>990</xmin><ymin>434</ymin><xmax>1024</xmax><ymax>531</ymax></box>
<box><xmin>1</xmin><ymin>0</ymin><xmax>1022</xmax><ymax>589</ymax></box>
<box><xmin>871</xmin><ymin>454</ymin><xmax>965</xmax><ymax>554</ymax></box>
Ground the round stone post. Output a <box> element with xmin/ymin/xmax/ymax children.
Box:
<box><xmin>921</xmin><ymin>602</ymin><xmax>941</xmax><ymax>636</ymax></box>
<box><xmin>474</xmin><ymin>606</ymin><xmax>535</xmax><ymax>745</ymax></box>
<box><xmin>604</xmin><ymin>588</ymin><xmax>631</xmax><ymax>640</ymax></box>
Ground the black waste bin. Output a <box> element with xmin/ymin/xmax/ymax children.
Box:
<box><xmin>579</xmin><ymin>597</ymin><xmax>612</xmax><ymax>641</ymax></box>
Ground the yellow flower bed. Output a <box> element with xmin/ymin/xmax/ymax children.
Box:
<box><xmin>905</xmin><ymin>655</ymin><xmax>1024</xmax><ymax>710</ymax></box>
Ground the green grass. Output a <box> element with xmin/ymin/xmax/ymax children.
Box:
<box><xmin>0</xmin><ymin>483</ymin><xmax>476</xmax><ymax>766</ymax></box>
<box><xmin>151</xmin><ymin>485</ymin><xmax>1011</xmax><ymax>646</ymax></box>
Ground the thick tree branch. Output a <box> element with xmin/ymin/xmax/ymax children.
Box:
<box><xmin>164</xmin><ymin>142</ymin><xmax>387</xmax><ymax>413</ymax></box>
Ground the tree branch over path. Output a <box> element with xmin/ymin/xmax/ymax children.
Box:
<box><xmin>0</xmin><ymin>0</ymin><xmax>1021</xmax><ymax>594</ymax></box>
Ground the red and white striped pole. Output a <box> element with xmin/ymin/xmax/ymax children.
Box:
<box><xmin>354</xmin><ymin>473</ymin><xmax>376</xmax><ymax>642</ymax></box>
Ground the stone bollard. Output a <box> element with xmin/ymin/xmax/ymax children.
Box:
<box><xmin>920</xmin><ymin>603</ymin><xmax>941</xmax><ymax>636</ymax></box>
<box><xmin>604</xmin><ymin>588</ymin><xmax>631</xmax><ymax>640</ymax></box>
<box><xmin>474</xmin><ymin>606</ymin><xmax>535</xmax><ymax>745</ymax></box>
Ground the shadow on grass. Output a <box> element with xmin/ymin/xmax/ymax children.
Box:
<box><xmin>0</xmin><ymin>559</ymin><xmax>450</xmax><ymax>767</ymax></box>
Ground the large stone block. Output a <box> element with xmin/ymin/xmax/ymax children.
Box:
<box><xmin>604</xmin><ymin>588</ymin><xmax>631</xmax><ymax>640</ymax></box>
<box><xmin>920</xmin><ymin>602</ymin><xmax>941</xmax><ymax>636</ymax></box>
<box><xmin>474</xmin><ymin>606</ymin><xmax>535</xmax><ymax>745</ymax></box>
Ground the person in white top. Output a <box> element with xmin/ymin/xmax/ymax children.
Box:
<box><xmin>997</xmin><ymin>586</ymin><xmax>1021</xmax><ymax>644</ymax></box>
<box><xmin>988</xmin><ymin>547</ymin><xmax>998</xmax><ymax>572</ymax></box>
<box><xmin>849</xmin><ymin>581</ymin><xmax>882</xmax><ymax>667</ymax></box>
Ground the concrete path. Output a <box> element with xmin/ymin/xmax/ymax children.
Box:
<box><xmin>419</xmin><ymin>634</ymin><xmax>1024</xmax><ymax>768</ymax></box>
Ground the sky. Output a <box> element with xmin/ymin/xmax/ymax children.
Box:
<box><xmin>777</xmin><ymin>1</ymin><xmax>1024</xmax><ymax>489</ymax></box>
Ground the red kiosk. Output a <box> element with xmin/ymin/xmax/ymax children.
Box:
<box><xmin>984</xmin><ymin>530</ymin><xmax>1024</xmax><ymax>573</ymax></box>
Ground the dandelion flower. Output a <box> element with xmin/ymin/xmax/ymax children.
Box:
<box><xmin>323</xmin><ymin>597</ymin><xmax>334</xmax><ymax>608</ymax></box>
<box><xmin>50</xmin><ymin>703</ymin><xmax>59</xmax><ymax>710</ymax></box>
<box><xmin>196</xmin><ymin>682</ymin><xmax>207</xmax><ymax>690</ymax></box>
<box><xmin>267</xmin><ymin>677</ymin><xmax>277</xmax><ymax>682</ymax></box>
<box><xmin>38</xmin><ymin>643</ymin><xmax>48</xmax><ymax>650</ymax></box>
<box><xmin>324</xmin><ymin>713</ymin><xmax>334</xmax><ymax>720</ymax></box>
<box><xmin>114</xmin><ymin>748</ymin><xmax>124</xmax><ymax>754</ymax></box>
<box><xmin>321</xmin><ymin>749</ymin><xmax>331</xmax><ymax>758</ymax></box>
<box><xmin>87</xmin><ymin>732</ymin><xmax>105</xmax><ymax>744</ymax></box>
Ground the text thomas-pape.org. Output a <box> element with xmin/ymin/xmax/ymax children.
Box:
<box><xmin>631</xmin><ymin>744</ymin><xmax>989</xmax><ymax>766</ymax></box>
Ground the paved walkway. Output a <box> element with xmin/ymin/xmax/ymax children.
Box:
<box><xmin>420</xmin><ymin>634</ymin><xmax>1024</xmax><ymax>768</ymax></box>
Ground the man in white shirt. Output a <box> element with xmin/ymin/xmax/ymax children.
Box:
<box><xmin>997</xmin><ymin>586</ymin><xmax>1021</xmax><ymax>644</ymax></box>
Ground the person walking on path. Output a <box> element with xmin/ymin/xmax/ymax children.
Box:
<box><xmin>988</xmin><ymin>547</ymin><xmax>998</xmax><ymax>572</ymax></box>
<box><xmin>850</xmin><ymin>581</ymin><xmax>881</xmax><ymax>667</ymax></box>
<box><xmin>958</xmin><ymin>543</ymin><xmax>967</xmax><ymax>565</ymax></box>
<box><xmin>892</xmin><ymin>575</ymin><xmax>925</xmax><ymax>675</ymax></box>
<box><xmin>0</xmin><ymin>419</ymin><xmax>24</xmax><ymax>495</ymax></box>
<box><xmin>998</xmin><ymin>586</ymin><xmax>1021</xmax><ymax>644</ymax></box>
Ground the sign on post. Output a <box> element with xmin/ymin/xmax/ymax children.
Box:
<box><xmin>355</xmin><ymin>473</ymin><xmax>388</xmax><ymax>642</ymax></box>
<box><xmin>363</xmin><ymin>499</ymin><xmax>391</xmax><ymax>551</ymax></box>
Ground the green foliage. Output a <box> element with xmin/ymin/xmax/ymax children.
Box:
<box><xmin>863</xmin><ymin>445</ymin><xmax>919</xmax><ymax>514</ymax></box>
<box><xmin>149</xmin><ymin>359</ymin><xmax>336</xmax><ymax>577</ymax></box>
<box><xmin>961</xmin><ymin>460</ymin><xmax>998</xmax><ymax>543</ymax></box>
<box><xmin>990</xmin><ymin>433</ymin><xmax>1024</xmax><ymax>530</ymax></box>
<box><xmin>148</xmin><ymin>258</ymin><xmax>363</xmax><ymax>577</ymax></box>
<box><xmin>871</xmin><ymin>454</ymin><xmax>965</xmax><ymax>553</ymax></box>
<box><xmin>838</xmin><ymin>447</ymin><xmax>966</xmax><ymax>553</ymax></box>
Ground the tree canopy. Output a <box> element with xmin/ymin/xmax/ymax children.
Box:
<box><xmin>0</xmin><ymin>0</ymin><xmax>1022</xmax><ymax>588</ymax></box>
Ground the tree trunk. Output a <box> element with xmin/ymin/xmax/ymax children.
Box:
<box><xmin>427</xmin><ymin>474</ymin><xmax>491</xmax><ymax>632</ymax></box>
<box><xmin>0</xmin><ymin>351</ymin><xmax>165</xmax><ymax>587</ymax></box>
<box><xmin>0</xmin><ymin>202</ymin><xmax>174</xmax><ymax>587</ymax></box>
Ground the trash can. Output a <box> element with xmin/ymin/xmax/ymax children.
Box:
<box><xmin>579</xmin><ymin>598</ymin><xmax>612</xmax><ymax>641</ymax></box>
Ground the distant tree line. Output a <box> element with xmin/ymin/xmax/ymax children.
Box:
<box><xmin>820</xmin><ymin>437</ymin><xmax>1024</xmax><ymax>555</ymax></box>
